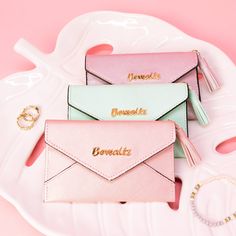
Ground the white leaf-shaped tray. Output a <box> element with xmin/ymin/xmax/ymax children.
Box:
<box><xmin>0</xmin><ymin>11</ymin><xmax>236</xmax><ymax>236</ymax></box>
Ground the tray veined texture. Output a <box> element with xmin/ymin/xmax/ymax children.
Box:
<box><xmin>0</xmin><ymin>11</ymin><xmax>236</xmax><ymax>236</ymax></box>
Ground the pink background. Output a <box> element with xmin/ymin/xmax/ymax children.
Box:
<box><xmin>0</xmin><ymin>0</ymin><xmax>236</xmax><ymax>235</ymax></box>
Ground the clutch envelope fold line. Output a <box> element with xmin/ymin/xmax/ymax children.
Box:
<box><xmin>67</xmin><ymin>84</ymin><xmax>188</xmax><ymax>122</ymax></box>
<box><xmin>44</xmin><ymin>120</ymin><xmax>176</xmax><ymax>202</ymax></box>
<box><xmin>44</xmin><ymin>121</ymin><xmax>176</xmax><ymax>181</ymax></box>
<box><xmin>85</xmin><ymin>52</ymin><xmax>199</xmax><ymax>86</ymax></box>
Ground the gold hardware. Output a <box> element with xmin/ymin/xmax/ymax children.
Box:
<box><xmin>17</xmin><ymin>105</ymin><xmax>40</xmax><ymax>130</ymax></box>
<box><xmin>128</xmin><ymin>72</ymin><xmax>160</xmax><ymax>81</ymax></box>
<box><xmin>111</xmin><ymin>108</ymin><xmax>147</xmax><ymax>117</ymax></box>
<box><xmin>224</xmin><ymin>217</ymin><xmax>231</xmax><ymax>223</ymax></box>
<box><xmin>194</xmin><ymin>184</ymin><xmax>201</xmax><ymax>191</ymax></box>
<box><xmin>190</xmin><ymin>176</ymin><xmax>236</xmax><ymax>227</ymax></box>
<box><xmin>192</xmin><ymin>49</ymin><xmax>200</xmax><ymax>55</ymax></box>
<box><xmin>22</xmin><ymin>105</ymin><xmax>40</xmax><ymax>121</ymax></box>
<box><xmin>190</xmin><ymin>191</ymin><xmax>196</xmax><ymax>199</ymax></box>
<box><xmin>92</xmin><ymin>147</ymin><xmax>131</xmax><ymax>157</ymax></box>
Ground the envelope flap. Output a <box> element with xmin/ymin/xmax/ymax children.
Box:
<box><xmin>45</xmin><ymin>120</ymin><xmax>175</xmax><ymax>181</ymax></box>
<box><xmin>86</xmin><ymin>52</ymin><xmax>198</xmax><ymax>84</ymax></box>
<box><xmin>68</xmin><ymin>84</ymin><xmax>188</xmax><ymax>120</ymax></box>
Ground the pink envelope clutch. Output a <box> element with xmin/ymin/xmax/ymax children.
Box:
<box><xmin>44</xmin><ymin>120</ymin><xmax>176</xmax><ymax>203</ymax></box>
<box><xmin>86</xmin><ymin>51</ymin><xmax>220</xmax><ymax>97</ymax></box>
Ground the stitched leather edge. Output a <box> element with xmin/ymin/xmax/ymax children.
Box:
<box><xmin>85</xmin><ymin>53</ymin><xmax>198</xmax><ymax>85</ymax></box>
<box><xmin>67</xmin><ymin>84</ymin><xmax>188</xmax><ymax>121</ymax></box>
<box><xmin>44</xmin><ymin>162</ymin><xmax>175</xmax><ymax>202</ymax></box>
<box><xmin>44</xmin><ymin>122</ymin><xmax>175</xmax><ymax>181</ymax></box>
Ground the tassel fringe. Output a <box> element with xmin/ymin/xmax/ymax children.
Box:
<box><xmin>188</xmin><ymin>88</ymin><xmax>209</xmax><ymax>126</ymax></box>
<box><xmin>195</xmin><ymin>50</ymin><xmax>221</xmax><ymax>92</ymax></box>
<box><xmin>175</xmin><ymin>123</ymin><xmax>201</xmax><ymax>167</ymax></box>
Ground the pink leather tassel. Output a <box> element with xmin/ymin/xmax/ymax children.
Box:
<box><xmin>195</xmin><ymin>50</ymin><xmax>221</xmax><ymax>92</ymax></box>
<box><xmin>175</xmin><ymin>123</ymin><xmax>201</xmax><ymax>167</ymax></box>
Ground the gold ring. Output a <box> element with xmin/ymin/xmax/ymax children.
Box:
<box><xmin>22</xmin><ymin>105</ymin><xmax>40</xmax><ymax>121</ymax></box>
<box><xmin>22</xmin><ymin>113</ymin><xmax>35</xmax><ymax>122</ymax></box>
<box><xmin>17</xmin><ymin>105</ymin><xmax>40</xmax><ymax>130</ymax></box>
<box><xmin>17</xmin><ymin>114</ymin><xmax>35</xmax><ymax>130</ymax></box>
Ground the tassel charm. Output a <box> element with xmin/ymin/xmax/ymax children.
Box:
<box><xmin>175</xmin><ymin>123</ymin><xmax>201</xmax><ymax>167</ymax></box>
<box><xmin>188</xmin><ymin>87</ymin><xmax>209</xmax><ymax>126</ymax></box>
<box><xmin>194</xmin><ymin>50</ymin><xmax>221</xmax><ymax>92</ymax></box>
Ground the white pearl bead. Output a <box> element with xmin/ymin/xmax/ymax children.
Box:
<box><xmin>190</xmin><ymin>176</ymin><xmax>236</xmax><ymax>227</ymax></box>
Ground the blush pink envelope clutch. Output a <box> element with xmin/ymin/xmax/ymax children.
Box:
<box><xmin>85</xmin><ymin>51</ymin><xmax>220</xmax><ymax>97</ymax></box>
<box><xmin>44</xmin><ymin>120</ymin><xmax>177</xmax><ymax>203</ymax></box>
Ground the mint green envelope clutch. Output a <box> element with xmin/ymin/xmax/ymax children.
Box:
<box><xmin>67</xmin><ymin>83</ymin><xmax>208</xmax><ymax>158</ymax></box>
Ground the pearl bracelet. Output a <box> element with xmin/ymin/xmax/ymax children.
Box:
<box><xmin>190</xmin><ymin>175</ymin><xmax>236</xmax><ymax>227</ymax></box>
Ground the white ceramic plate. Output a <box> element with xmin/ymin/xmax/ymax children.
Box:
<box><xmin>0</xmin><ymin>11</ymin><xmax>236</xmax><ymax>236</ymax></box>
